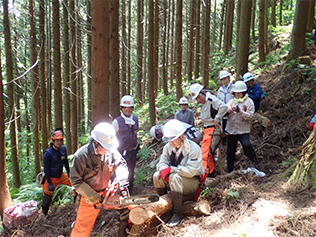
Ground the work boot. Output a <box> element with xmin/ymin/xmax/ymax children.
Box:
<box><xmin>155</xmin><ymin>188</ymin><xmax>167</xmax><ymax>196</ymax></box>
<box><xmin>117</xmin><ymin>221</ymin><xmax>129</xmax><ymax>237</ymax></box>
<box><xmin>166</xmin><ymin>191</ymin><xmax>183</xmax><ymax>227</ymax></box>
<box><xmin>41</xmin><ymin>194</ymin><xmax>52</xmax><ymax>215</ymax></box>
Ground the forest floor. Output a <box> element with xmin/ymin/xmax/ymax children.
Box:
<box><xmin>2</xmin><ymin>42</ymin><xmax>316</xmax><ymax>237</ymax></box>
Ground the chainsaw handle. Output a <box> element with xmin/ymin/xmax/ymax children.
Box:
<box><xmin>94</xmin><ymin>180</ymin><xmax>119</xmax><ymax>209</ymax></box>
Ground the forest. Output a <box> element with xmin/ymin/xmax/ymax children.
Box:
<box><xmin>1</xmin><ymin>0</ymin><xmax>316</xmax><ymax>236</ymax></box>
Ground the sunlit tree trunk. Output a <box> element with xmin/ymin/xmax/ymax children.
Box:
<box><xmin>162</xmin><ymin>0</ymin><xmax>169</xmax><ymax>94</ymax></box>
<box><xmin>110</xmin><ymin>0</ymin><xmax>120</xmax><ymax>119</ymax></box>
<box><xmin>170</xmin><ymin>0</ymin><xmax>175</xmax><ymax>86</ymax></box>
<box><xmin>87</xmin><ymin>0</ymin><xmax>92</xmax><ymax>128</ymax></box>
<box><xmin>235</xmin><ymin>0</ymin><xmax>241</xmax><ymax>61</ymax></box>
<box><xmin>4</xmin><ymin>0</ymin><xmax>20</xmax><ymax>188</ymax></box>
<box><xmin>251</xmin><ymin>0</ymin><xmax>256</xmax><ymax>42</ymax></box>
<box><xmin>0</xmin><ymin>44</ymin><xmax>12</xmax><ymax>219</ymax></box>
<box><xmin>30</xmin><ymin>0</ymin><xmax>41</xmax><ymax>176</ymax></box>
<box><xmin>52</xmin><ymin>0</ymin><xmax>63</xmax><ymax>128</ymax></box>
<box><xmin>202</xmin><ymin>0</ymin><xmax>210</xmax><ymax>88</ymax></box>
<box><xmin>194</xmin><ymin>0</ymin><xmax>201</xmax><ymax>79</ymax></box>
<box><xmin>40</xmin><ymin>0</ymin><xmax>48</xmax><ymax>151</ymax></box>
<box><xmin>148</xmin><ymin>0</ymin><xmax>156</xmax><ymax>126</ymax></box>
<box><xmin>127</xmin><ymin>0</ymin><xmax>131</xmax><ymax>95</ymax></box>
<box><xmin>236</xmin><ymin>0</ymin><xmax>252</xmax><ymax>77</ymax></box>
<box><xmin>279</xmin><ymin>0</ymin><xmax>283</xmax><ymax>26</ymax></box>
<box><xmin>286</xmin><ymin>0</ymin><xmax>308</xmax><ymax>62</ymax></box>
<box><xmin>47</xmin><ymin>1</ymin><xmax>52</xmax><ymax>132</ymax></box>
<box><xmin>224</xmin><ymin>0</ymin><xmax>234</xmax><ymax>55</ymax></box>
<box><xmin>154</xmin><ymin>0</ymin><xmax>159</xmax><ymax>97</ymax></box>
<box><xmin>136</xmin><ymin>0</ymin><xmax>144</xmax><ymax>105</ymax></box>
<box><xmin>91</xmin><ymin>0</ymin><xmax>110</xmax><ymax>126</ymax></box>
<box><xmin>271</xmin><ymin>0</ymin><xmax>277</xmax><ymax>27</ymax></box>
<box><xmin>187</xmin><ymin>0</ymin><xmax>195</xmax><ymax>81</ymax></box>
<box><xmin>219</xmin><ymin>1</ymin><xmax>225</xmax><ymax>51</ymax></box>
<box><xmin>175</xmin><ymin>0</ymin><xmax>183</xmax><ymax>101</ymax></box>
<box><xmin>211</xmin><ymin>0</ymin><xmax>217</xmax><ymax>55</ymax></box>
<box><xmin>121</xmin><ymin>0</ymin><xmax>127</xmax><ymax>96</ymax></box>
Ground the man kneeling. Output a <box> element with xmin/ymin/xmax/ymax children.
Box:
<box><xmin>153</xmin><ymin>119</ymin><xmax>204</xmax><ymax>227</ymax></box>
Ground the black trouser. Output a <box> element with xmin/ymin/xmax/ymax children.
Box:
<box><xmin>227</xmin><ymin>133</ymin><xmax>258</xmax><ymax>173</ymax></box>
<box><xmin>119</xmin><ymin>149</ymin><xmax>137</xmax><ymax>194</ymax></box>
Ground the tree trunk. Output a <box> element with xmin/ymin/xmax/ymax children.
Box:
<box><xmin>211</xmin><ymin>0</ymin><xmax>217</xmax><ymax>55</ymax></box>
<box><xmin>251</xmin><ymin>0</ymin><xmax>256</xmax><ymax>42</ymax></box>
<box><xmin>148</xmin><ymin>0</ymin><xmax>157</xmax><ymax>126</ymax></box>
<box><xmin>279</xmin><ymin>0</ymin><xmax>283</xmax><ymax>26</ymax></box>
<box><xmin>4</xmin><ymin>0</ymin><xmax>21</xmax><ymax>188</ymax></box>
<box><xmin>136</xmin><ymin>0</ymin><xmax>144</xmax><ymax>105</ymax></box>
<box><xmin>110</xmin><ymin>0</ymin><xmax>120</xmax><ymax>119</ymax></box>
<box><xmin>63</xmin><ymin>0</ymin><xmax>72</xmax><ymax>153</ymax></box>
<box><xmin>187</xmin><ymin>0</ymin><xmax>195</xmax><ymax>81</ymax></box>
<box><xmin>40</xmin><ymin>0</ymin><xmax>48</xmax><ymax>151</ymax></box>
<box><xmin>288</xmin><ymin>126</ymin><xmax>316</xmax><ymax>187</ymax></box>
<box><xmin>121</xmin><ymin>0</ymin><xmax>127</xmax><ymax>96</ymax></box>
<box><xmin>70</xmin><ymin>0</ymin><xmax>78</xmax><ymax>153</ymax></box>
<box><xmin>30</xmin><ymin>0</ymin><xmax>41</xmax><ymax>176</ymax></box>
<box><xmin>306</xmin><ymin>0</ymin><xmax>315</xmax><ymax>33</ymax></box>
<box><xmin>162</xmin><ymin>0</ymin><xmax>169</xmax><ymax>94</ymax></box>
<box><xmin>219</xmin><ymin>1</ymin><xmax>225</xmax><ymax>51</ymax></box>
<box><xmin>202</xmin><ymin>0</ymin><xmax>210</xmax><ymax>88</ymax></box>
<box><xmin>0</xmin><ymin>39</ymin><xmax>13</xmax><ymax>219</ymax></box>
<box><xmin>53</xmin><ymin>0</ymin><xmax>63</xmax><ymax>128</ymax></box>
<box><xmin>175</xmin><ymin>0</ymin><xmax>183</xmax><ymax>101</ymax></box>
<box><xmin>129</xmin><ymin>194</ymin><xmax>210</xmax><ymax>226</ymax></box>
<box><xmin>286</xmin><ymin>0</ymin><xmax>309</xmax><ymax>63</ymax></box>
<box><xmin>91</xmin><ymin>0</ymin><xmax>110</xmax><ymax>126</ymax></box>
<box><xmin>127</xmin><ymin>0</ymin><xmax>131</xmax><ymax>95</ymax></box>
<box><xmin>258</xmin><ymin>0</ymin><xmax>266</xmax><ymax>62</ymax></box>
<box><xmin>224</xmin><ymin>0</ymin><xmax>234</xmax><ymax>55</ymax></box>
<box><xmin>87</xmin><ymin>0</ymin><xmax>92</xmax><ymax>128</ymax></box>
<box><xmin>194</xmin><ymin>0</ymin><xmax>201</xmax><ymax>79</ymax></box>
<box><xmin>236</xmin><ymin>0</ymin><xmax>252</xmax><ymax>77</ymax></box>
<box><xmin>271</xmin><ymin>0</ymin><xmax>277</xmax><ymax>27</ymax></box>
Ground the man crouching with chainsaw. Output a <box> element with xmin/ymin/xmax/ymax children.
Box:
<box><xmin>70</xmin><ymin>122</ymin><xmax>130</xmax><ymax>237</ymax></box>
<box><xmin>153</xmin><ymin>119</ymin><xmax>204</xmax><ymax>227</ymax></box>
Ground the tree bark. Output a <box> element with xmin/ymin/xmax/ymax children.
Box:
<box><xmin>236</xmin><ymin>0</ymin><xmax>252</xmax><ymax>77</ymax></box>
<box><xmin>286</xmin><ymin>0</ymin><xmax>309</xmax><ymax>62</ymax></box>
<box><xmin>194</xmin><ymin>0</ymin><xmax>201</xmax><ymax>79</ymax></box>
<box><xmin>91</xmin><ymin>0</ymin><xmax>110</xmax><ymax>126</ymax></box>
<box><xmin>148</xmin><ymin>0</ymin><xmax>157</xmax><ymax>126</ymax></box>
<box><xmin>175</xmin><ymin>0</ymin><xmax>183</xmax><ymax>101</ymax></box>
<box><xmin>258</xmin><ymin>0</ymin><xmax>266</xmax><ymax>62</ymax></box>
<box><xmin>187</xmin><ymin>0</ymin><xmax>195</xmax><ymax>81</ymax></box>
<box><xmin>0</xmin><ymin>38</ymin><xmax>13</xmax><ymax>219</ymax></box>
<box><xmin>136</xmin><ymin>0</ymin><xmax>144</xmax><ymax>104</ymax></box>
<box><xmin>4</xmin><ymin>0</ymin><xmax>21</xmax><ymax>188</ymax></box>
<box><xmin>271</xmin><ymin>0</ymin><xmax>277</xmax><ymax>27</ymax></box>
<box><xmin>121</xmin><ymin>0</ymin><xmax>127</xmax><ymax>96</ymax></box>
<box><xmin>202</xmin><ymin>0</ymin><xmax>210</xmax><ymax>88</ymax></box>
<box><xmin>224</xmin><ymin>0</ymin><xmax>234</xmax><ymax>55</ymax></box>
<box><xmin>110</xmin><ymin>0</ymin><xmax>120</xmax><ymax>119</ymax></box>
<box><xmin>30</xmin><ymin>0</ymin><xmax>41</xmax><ymax>176</ymax></box>
<box><xmin>87</xmin><ymin>0</ymin><xmax>92</xmax><ymax>128</ymax></box>
<box><xmin>40</xmin><ymin>0</ymin><xmax>48</xmax><ymax>151</ymax></box>
<box><xmin>52</xmin><ymin>0</ymin><xmax>63</xmax><ymax>128</ymax></box>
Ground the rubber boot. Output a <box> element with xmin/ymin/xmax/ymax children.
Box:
<box><xmin>166</xmin><ymin>191</ymin><xmax>183</xmax><ymax>227</ymax></box>
<box><xmin>41</xmin><ymin>194</ymin><xmax>52</xmax><ymax>215</ymax></box>
<box><xmin>117</xmin><ymin>221</ymin><xmax>129</xmax><ymax>237</ymax></box>
<box><xmin>155</xmin><ymin>187</ymin><xmax>167</xmax><ymax>196</ymax></box>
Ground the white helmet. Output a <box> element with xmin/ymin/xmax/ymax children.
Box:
<box><xmin>219</xmin><ymin>70</ymin><xmax>231</xmax><ymax>80</ymax></box>
<box><xmin>90</xmin><ymin>122</ymin><xmax>118</xmax><ymax>149</ymax></box>
<box><xmin>243</xmin><ymin>72</ymin><xmax>254</xmax><ymax>83</ymax></box>
<box><xmin>150</xmin><ymin>125</ymin><xmax>158</xmax><ymax>139</ymax></box>
<box><xmin>120</xmin><ymin>95</ymin><xmax>134</xmax><ymax>107</ymax></box>
<box><xmin>190</xmin><ymin>83</ymin><xmax>204</xmax><ymax>100</ymax></box>
<box><xmin>233</xmin><ymin>81</ymin><xmax>247</xmax><ymax>93</ymax></box>
<box><xmin>163</xmin><ymin>119</ymin><xmax>186</xmax><ymax>141</ymax></box>
<box><xmin>179</xmin><ymin>97</ymin><xmax>189</xmax><ymax>105</ymax></box>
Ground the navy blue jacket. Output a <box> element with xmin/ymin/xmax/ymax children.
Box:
<box><xmin>247</xmin><ymin>83</ymin><xmax>263</xmax><ymax>111</ymax></box>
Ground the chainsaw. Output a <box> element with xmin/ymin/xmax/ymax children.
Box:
<box><xmin>94</xmin><ymin>180</ymin><xmax>159</xmax><ymax>210</ymax></box>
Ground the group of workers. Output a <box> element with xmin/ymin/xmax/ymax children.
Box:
<box><xmin>39</xmin><ymin>70</ymin><xmax>265</xmax><ymax>236</ymax></box>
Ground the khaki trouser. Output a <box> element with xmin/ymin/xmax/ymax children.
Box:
<box><xmin>153</xmin><ymin>171</ymin><xmax>199</xmax><ymax>195</ymax></box>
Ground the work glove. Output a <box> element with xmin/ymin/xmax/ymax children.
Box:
<box><xmin>48</xmin><ymin>183</ymin><xmax>55</xmax><ymax>191</ymax></box>
<box><xmin>159</xmin><ymin>167</ymin><xmax>171</xmax><ymax>182</ymax></box>
<box><xmin>89</xmin><ymin>193</ymin><xmax>103</xmax><ymax>204</ymax></box>
<box><xmin>236</xmin><ymin>105</ymin><xmax>240</xmax><ymax>113</ymax></box>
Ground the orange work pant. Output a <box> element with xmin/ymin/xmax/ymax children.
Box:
<box><xmin>71</xmin><ymin>195</ymin><xmax>103</xmax><ymax>237</ymax></box>
<box><xmin>201</xmin><ymin>127</ymin><xmax>215</xmax><ymax>180</ymax></box>
<box><xmin>42</xmin><ymin>172</ymin><xmax>73</xmax><ymax>196</ymax></box>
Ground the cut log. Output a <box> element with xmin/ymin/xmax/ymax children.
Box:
<box><xmin>129</xmin><ymin>194</ymin><xmax>172</xmax><ymax>225</ymax></box>
<box><xmin>183</xmin><ymin>200</ymin><xmax>211</xmax><ymax>216</ymax></box>
<box><xmin>252</xmin><ymin>112</ymin><xmax>271</xmax><ymax>128</ymax></box>
<box><xmin>129</xmin><ymin>194</ymin><xmax>211</xmax><ymax>225</ymax></box>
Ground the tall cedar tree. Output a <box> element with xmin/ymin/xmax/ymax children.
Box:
<box><xmin>4</xmin><ymin>0</ymin><xmax>21</xmax><ymax>188</ymax></box>
<box><xmin>137</xmin><ymin>0</ymin><xmax>144</xmax><ymax>104</ymax></box>
<box><xmin>30</xmin><ymin>0</ymin><xmax>41</xmax><ymax>175</ymax></box>
<box><xmin>236</xmin><ymin>0</ymin><xmax>252</xmax><ymax>77</ymax></box>
<box><xmin>0</xmin><ymin>40</ymin><xmax>12</xmax><ymax>219</ymax></box>
<box><xmin>175</xmin><ymin>0</ymin><xmax>183</xmax><ymax>100</ymax></box>
<box><xmin>91</xmin><ymin>0</ymin><xmax>110</xmax><ymax>126</ymax></box>
<box><xmin>286</xmin><ymin>0</ymin><xmax>309</xmax><ymax>62</ymax></box>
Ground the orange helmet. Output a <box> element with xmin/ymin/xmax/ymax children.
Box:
<box><xmin>51</xmin><ymin>130</ymin><xmax>64</xmax><ymax>140</ymax></box>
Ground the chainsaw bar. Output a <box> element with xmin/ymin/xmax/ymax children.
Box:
<box><xmin>121</xmin><ymin>194</ymin><xmax>159</xmax><ymax>206</ymax></box>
